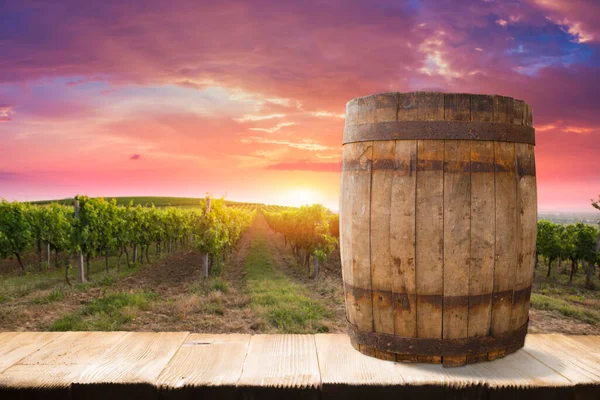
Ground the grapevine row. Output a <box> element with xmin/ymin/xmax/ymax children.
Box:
<box><xmin>264</xmin><ymin>204</ymin><xmax>338</xmax><ymax>279</ymax></box>
<box><xmin>0</xmin><ymin>196</ymin><xmax>254</xmax><ymax>282</ymax></box>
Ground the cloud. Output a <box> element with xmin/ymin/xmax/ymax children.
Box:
<box><xmin>235</xmin><ymin>113</ymin><xmax>285</xmax><ymax>122</ymax></box>
<box><xmin>130</xmin><ymin>154</ymin><xmax>141</xmax><ymax>160</ymax></box>
<box><xmin>0</xmin><ymin>105</ymin><xmax>14</xmax><ymax>122</ymax></box>
<box><xmin>533</xmin><ymin>0</ymin><xmax>599</xmax><ymax>42</ymax></box>
<box><xmin>248</xmin><ymin>122</ymin><xmax>295</xmax><ymax>133</ymax></box>
<box><xmin>266</xmin><ymin>160</ymin><xmax>340</xmax><ymax>173</ymax></box>
<box><xmin>241</xmin><ymin>137</ymin><xmax>330</xmax><ymax>151</ymax></box>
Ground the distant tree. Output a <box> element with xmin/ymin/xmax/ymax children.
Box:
<box><xmin>537</xmin><ymin>220</ymin><xmax>563</xmax><ymax>277</ymax></box>
<box><xmin>0</xmin><ymin>201</ymin><xmax>32</xmax><ymax>270</ymax></box>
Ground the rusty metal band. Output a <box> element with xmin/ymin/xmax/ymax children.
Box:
<box><xmin>341</xmin><ymin>159</ymin><xmax>536</xmax><ymax>177</ymax></box>
<box><xmin>347</xmin><ymin>319</ymin><xmax>529</xmax><ymax>357</ymax></box>
<box><xmin>344</xmin><ymin>282</ymin><xmax>532</xmax><ymax>309</ymax></box>
<box><xmin>343</xmin><ymin>121</ymin><xmax>535</xmax><ymax>145</ymax></box>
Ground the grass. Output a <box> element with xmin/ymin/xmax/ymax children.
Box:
<box><xmin>32</xmin><ymin>289</ymin><xmax>65</xmax><ymax>305</ymax></box>
<box><xmin>531</xmin><ymin>293</ymin><xmax>600</xmax><ymax>325</ymax></box>
<box><xmin>210</xmin><ymin>277</ymin><xmax>229</xmax><ymax>293</ymax></box>
<box><xmin>244</xmin><ymin>222</ymin><xmax>329</xmax><ymax>333</ymax></box>
<box><xmin>50</xmin><ymin>290</ymin><xmax>158</xmax><ymax>331</ymax></box>
<box><xmin>0</xmin><ymin>247</ymin><xmax>158</xmax><ymax>302</ymax></box>
<box><xmin>531</xmin><ymin>264</ymin><xmax>600</xmax><ymax>326</ymax></box>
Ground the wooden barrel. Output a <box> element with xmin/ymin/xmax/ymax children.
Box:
<box><xmin>340</xmin><ymin>92</ymin><xmax>537</xmax><ymax>367</ymax></box>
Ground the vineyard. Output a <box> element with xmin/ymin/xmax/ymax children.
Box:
<box><xmin>0</xmin><ymin>196</ymin><xmax>254</xmax><ymax>282</ymax></box>
<box><xmin>264</xmin><ymin>204</ymin><xmax>339</xmax><ymax>279</ymax></box>
<box><xmin>0</xmin><ymin>196</ymin><xmax>599</xmax><ymax>335</ymax></box>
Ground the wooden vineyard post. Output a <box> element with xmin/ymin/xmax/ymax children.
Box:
<box><xmin>202</xmin><ymin>196</ymin><xmax>211</xmax><ymax>278</ymax></box>
<box><xmin>312</xmin><ymin>256</ymin><xmax>319</xmax><ymax>280</ymax></box>
<box><xmin>46</xmin><ymin>242</ymin><xmax>51</xmax><ymax>269</ymax></box>
<box><xmin>74</xmin><ymin>199</ymin><xmax>86</xmax><ymax>283</ymax></box>
<box><xmin>340</xmin><ymin>91</ymin><xmax>536</xmax><ymax>366</ymax></box>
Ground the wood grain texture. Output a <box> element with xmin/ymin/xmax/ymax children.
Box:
<box><xmin>442</xmin><ymin>139</ymin><xmax>471</xmax><ymax>367</ymax></box>
<box><xmin>511</xmin><ymin>143</ymin><xmax>537</xmax><ymax>331</ymax></box>
<box><xmin>390</xmin><ymin>140</ymin><xmax>418</xmax><ymax>351</ymax></box>
<box><xmin>523</xmin><ymin>334</ymin><xmax>600</xmax><ymax>384</ymax></box>
<box><xmin>157</xmin><ymin>334</ymin><xmax>250</xmax><ymax>389</ymax></box>
<box><xmin>315</xmin><ymin>333</ymin><xmax>405</xmax><ymax>387</ymax></box>
<box><xmin>350</xmin><ymin>141</ymin><xmax>374</xmax><ymax>339</ymax></box>
<box><xmin>75</xmin><ymin>332</ymin><xmax>188</xmax><ymax>385</ymax></box>
<box><xmin>471</xmin><ymin>95</ymin><xmax>494</xmax><ymax>122</ymax></box>
<box><xmin>315</xmin><ymin>333</ymin><xmax>582</xmax><ymax>390</ymax></box>
<box><xmin>397</xmin><ymin>92</ymin><xmax>419</xmax><ymax>121</ymax></box>
<box><xmin>415</xmin><ymin>139</ymin><xmax>445</xmax><ymax>364</ymax></box>
<box><xmin>237</xmin><ymin>335</ymin><xmax>320</xmax><ymax>389</ymax></box>
<box><xmin>0</xmin><ymin>332</ymin><xmax>598</xmax><ymax>397</ymax></box>
<box><xmin>444</xmin><ymin>93</ymin><xmax>471</xmax><ymax>121</ymax></box>
<box><xmin>0</xmin><ymin>332</ymin><xmax>63</xmax><ymax>374</ymax></box>
<box><xmin>490</xmin><ymin>142</ymin><xmax>517</xmax><ymax>342</ymax></box>
<box><xmin>375</xmin><ymin>93</ymin><xmax>398</xmax><ymax>123</ymax></box>
<box><xmin>468</xmin><ymin>141</ymin><xmax>495</xmax><ymax>345</ymax></box>
<box><xmin>370</xmin><ymin>140</ymin><xmax>396</xmax><ymax>360</ymax></box>
<box><xmin>340</xmin><ymin>144</ymin><xmax>355</xmax><ymax>326</ymax></box>
<box><xmin>0</xmin><ymin>332</ymin><xmax>126</xmax><ymax>389</ymax></box>
<box><xmin>417</xmin><ymin>92</ymin><xmax>445</xmax><ymax>120</ymax></box>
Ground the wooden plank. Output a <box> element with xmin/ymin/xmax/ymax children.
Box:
<box><xmin>468</xmin><ymin>140</ymin><xmax>496</xmax><ymax>361</ymax></box>
<box><xmin>0</xmin><ymin>332</ymin><xmax>63</xmax><ymax>374</ymax></box>
<box><xmin>442</xmin><ymin>139</ymin><xmax>471</xmax><ymax>367</ymax></box>
<box><xmin>157</xmin><ymin>334</ymin><xmax>250</xmax><ymax>399</ymax></box>
<box><xmin>417</xmin><ymin>92</ymin><xmax>444</xmax><ymax>120</ymax></box>
<box><xmin>468</xmin><ymin>94</ymin><xmax>495</xmax><ymax>364</ymax></box>
<box><xmin>237</xmin><ymin>335</ymin><xmax>320</xmax><ymax>390</ymax></box>
<box><xmin>415</xmin><ymin>139</ymin><xmax>444</xmax><ymax>364</ymax></box>
<box><xmin>390</xmin><ymin>139</ymin><xmax>417</xmax><ymax>361</ymax></box>
<box><xmin>511</xmin><ymin>143</ymin><xmax>537</xmax><ymax>331</ymax></box>
<box><xmin>398</xmin><ymin>92</ymin><xmax>419</xmax><ymax>121</ymax></box>
<box><xmin>157</xmin><ymin>334</ymin><xmax>250</xmax><ymax>388</ymax></box>
<box><xmin>315</xmin><ymin>333</ymin><xmax>577</xmax><ymax>399</ymax></box>
<box><xmin>340</xmin><ymin>143</ymin><xmax>355</xmax><ymax>327</ymax></box>
<box><xmin>315</xmin><ymin>333</ymin><xmax>405</xmax><ymax>390</ymax></box>
<box><xmin>564</xmin><ymin>335</ymin><xmax>600</xmax><ymax>356</ymax></box>
<box><xmin>350</xmin><ymin>141</ymin><xmax>374</xmax><ymax>350</ymax></box>
<box><xmin>370</xmin><ymin>94</ymin><xmax>398</xmax><ymax>358</ymax></box>
<box><xmin>470</xmin><ymin>343</ymin><xmax>571</xmax><ymax>389</ymax></box>
<box><xmin>471</xmin><ymin>94</ymin><xmax>494</xmax><ymax>122</ymax></box>
<box><xmin>493</xmin><ymin>95</ymin><xmax>510</xmax><ymax>124</ymax></box>
<box><xmin>375</xmin><ymin>92</ymin><xmax>398</xmax><ymax>123</ymax></box>
<box><xmin>356</xmin><ymin>94</ymin><xmax>376</xmax><ymax>126</ymax></box>
<box><xmin>0</xmin><ymin>332</ymin><xmax>126</xmax><ymax>389</ymax></box>
<box><xmin>523</xmin><ymin>334</ymin><xmax>600</xmax><ymax>384</ymax></box>
<box><xmin>489</xmin><ymin>141</ymin><xmax>517</xmax><ymax>360</ymax></box>
<box><xmin>72</xmin><ymin>332</ymin><xmax>188</xmax><ymax>399</ymax></box>
<box><xmin>444</xmin><ymin>93</ymin><xmax>471</xmax><ymax>121</ymax></box>
<box><xmin>370</xmin><ymin>140</ymin><xmax>396</xmax><ymax>360</ymax></box>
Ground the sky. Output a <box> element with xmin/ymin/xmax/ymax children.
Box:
<box><xmin>0</xmin><ymin>0</ymin><xmax>599</xmax><ymax>212</ymax></box>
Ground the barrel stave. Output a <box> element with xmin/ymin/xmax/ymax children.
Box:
<box><xmin>341</xmin><ymin>92</ymin><xmax>536</xmax><ymax>365</ymax></box>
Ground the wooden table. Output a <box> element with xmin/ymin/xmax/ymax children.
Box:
<box><xmin>0</xmin><ymin>332</ymin><xmax>598</xmax><ymax>399</ymax></box>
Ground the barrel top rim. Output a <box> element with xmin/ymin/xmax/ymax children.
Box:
<box><xmin>346</xmin><ymin>91</ymin><xmax>529</xmax><ymax>107</ymax></box>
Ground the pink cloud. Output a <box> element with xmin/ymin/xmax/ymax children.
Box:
<box><xmin>0</xmin><ymin>105</ymin><xmax>14</xmax><ymax>122</ymax></box>
<box><xmin>266</xmin><ymin>161</ymin><xmax>340</xmax><ymax>173</ymax></box>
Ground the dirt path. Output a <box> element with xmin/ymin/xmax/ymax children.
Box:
<box><xmin>115</xmin><ymin>224</ymin><xmax>259</xmax><ymax>333</ymax></box>
<box><xmin>264</xmin><ymin>218</ymin><xmax>347</xmax><ymax>333</ymax></box>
